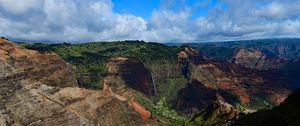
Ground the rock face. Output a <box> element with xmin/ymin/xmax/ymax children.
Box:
<box><xmin>4</xmin><ymin>86</ymin><xmax>145</xmax><ymax>126</ymax></box>
<box><xmin>0</xmin><ymin>38</ymin><xmax>77</xmax><ymax>87</ymax></box>
<box><xmin>0</xmin><ymin>39</ymin><xmax>150</xmax><ymax>126</ymax></box>
<box><xmin>104</xmin><ymin>57</ymin><xmax>155</xmax><ymax>96</ymax></box>
<box><xmin>175</xmin><ymin>47</ymin><xmax>293</xmax><ymax>117</ymax></box>
<box><xmin>178</xmin><ymin>47</ymin><xmax>205</xmax><ymax>64</ymax></box>
<box><xmin>185</xmin><ymin>94</ymin><xmax>241</xmax><ymax>126</ymax></box>
<box><xmin>234</xmin><ymin>89</ymin><xmax>300</xmax><ymax>126</ymax></box>
<box><xmin>175</xmin><ymin>79</ymin><xmax>217</xmax><ymax>116</ymax></box>
<box><xmin>178</xmin><ymin>47</ymin><xmax>206</xmax><ymax>78</ymax></box>
<box><xmin>232</xmin><ymin>48</ymin><xmax>283</xmax><ymax>70</ymax></box>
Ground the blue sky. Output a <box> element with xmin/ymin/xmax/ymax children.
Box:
<box><xmin>112</xmin><ymin>0</ymin><xmax>161</xmax><ymax>19</ymax></box>
<box><xmin>112</xmin><ymin>0</ymin><xmax>218</xmax><ymax>19</ymax></box>
<box><xmin>0</xmin><ymin>0</ymin><xmax>300</xmax><ymax>43</ymax></box>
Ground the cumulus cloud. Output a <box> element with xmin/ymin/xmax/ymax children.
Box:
<box><xmin>192</xmin><ymin>0</ymin><xmax>300</xmax><ymax>41</ymax></box>
<box><xmin>0</xmin><ymin>0</ymin><xmax>148</xmax><ymax>42</ymax></box>
<box><xmin>0</xmin><ymin>0</ymin><xmax>299</xmax><ymax>42</ymax></box>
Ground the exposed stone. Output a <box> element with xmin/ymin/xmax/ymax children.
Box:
<box><xmin>176</xmin><ymin>47</ymin><xmax>293</xmax><ymax>117</ymax></box>
<box><xmin>0</xmin><ymin>38</ymin><xmax>77</xmax><ymax>87</ymax></box>
<box><xmin>104</xmin><ymin>57</ymin><xmax>155</xmax><ymax>96</ymax></box>
<box><xmin>186</xmin><ymin>94</ymin><xmax>241</xmax><ymax>126</ymax></box>
<box><xmin>0</xmin><ymin>39</ymin><xmax>150</xmax><ymax>126</ymax></box>
<box><xmin>232</xmin><ymin>48</ymin><xmax>283</xmax><ymax>70</ymax></box>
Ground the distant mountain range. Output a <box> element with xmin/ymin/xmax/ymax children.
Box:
<box><xmin>168</xmin><ymin>38</ymin><xmax>300</xmax><ymax>60</ymax></box>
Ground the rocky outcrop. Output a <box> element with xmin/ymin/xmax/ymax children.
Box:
<box><xmin>178</xmin><ymin>47</ymin><xmax>206</xmax><ymax>78</ymax></box>
<box><xmin>0</xmin><ymin>38</ymin><xmax>77</xmax><ymax>87</ymax></box>
<box><xmin>175</xmin><ymin>47</ymin><xmax>293</xmax><ymax>117</ymax></box>
<box><xmin>185</xmin><ymin>94</ymin><xmax>241</xmax><ymax>126</ymax></box>
<box><xmin>0</xmin><ymin>39</ymin><xmax>153</xmax><ymax>126</ymax></box>
<box><xmin>232</xmin><ymin>48</ymin><xmax>283</xmax><ymax>70</ymax></box>
<box><xmin>129</xmin><ymin>100</ymin><xmax>152</xmax><ymax>121</ymax></box>
<box><xmin>178</xmin><ymin>47</ymin><xmax>205</xmax><ymax>65</ymax></box>
<box><xmin>234</xmin><ymin>89</ymin><xmax>300</xmax><ymax>126</ymax></box>
<box><xmin>104</xmin><ymin>57</ymin><xmax>155</xmax><ymax>96</ymax></box>
<box><xmin>4</xmin><ymin>85</ymin><xmax>146</xmax><ymax>126</ymax></box>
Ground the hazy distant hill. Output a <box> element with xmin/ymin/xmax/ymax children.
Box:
<box><xmin>169</xmin><ymin>38</ymin><xmax>300</xmax><ymax>61</ymax></box>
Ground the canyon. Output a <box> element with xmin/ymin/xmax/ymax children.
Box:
<box><xmin>0</xmin><ymin>38</ymin><xmax>160</xmax><ymax>126</ymax></box>
<box><xmin>1</xmin><ymin>38</ymin><xmax>299</xmax><ymax>126</ymax></box>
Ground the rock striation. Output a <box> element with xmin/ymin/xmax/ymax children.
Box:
<box><xmin>0</xmin><ymin>38</ymin><xmax>151</xmax><ymax>126</ymax></box>
<box><xmin>0</xmin><ymin>38</ymin><xmax>77</xmax><ymax>87</ymax></box>
<box><xmin>185</xmin><ymin>94</ymin><xmax>241</xmax><ymax>126</ymax></box>
<box><xmin>175</xmin><ymin>47</ymin><xmax>293</xmax><ymax>117</ymax></box>
<box><xmin>104</xmin><ymin>57</ymin><xmax>155</xmax><ymax>96</ymax></box>
<box><xmin>232</xmin><ymin>48</ymin><xmax>283</xmax><ymax>70</ymax></box>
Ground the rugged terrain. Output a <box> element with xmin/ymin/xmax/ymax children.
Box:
<box><xmin>175</xmin><ymin>47</ymin><xmax>296</xmax><ymax>117</ymax></box>
<box><xmin>104</xmin><ymin>57</ymin><xmax>155</xmax><ymax>96</ymax></box>
<box><xmin>0</xmin><ymin>38</ymin><xmax>162</xmax><ymax>126</ymax></box>
<box><xmin>232</xmin><ymin>48</ymin><xmax>283</xmax><ymax>70</ymax></box>
<box><xmin>234</xmin><ymin>89</ymin><xmax>300</xmax><ymax>126</ymax></box>
<box><xmin>14</xmin><ymin>38</ymin><xmax>300</xmax><ymax>126</ymax></box>
<box><xmin>185</xmin><ymin>94</ymin><xmax>241</xmax><ymax>126</ymax></box>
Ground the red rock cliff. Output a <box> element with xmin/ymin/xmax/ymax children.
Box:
<box><xmin>104</xmin><ymin>57</ymin><xmax>155</xmax><ymax>96</ymax></box>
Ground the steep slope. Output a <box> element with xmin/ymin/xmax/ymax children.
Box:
<box><xmin>175</xmin><ymin>47</ymin><xmax>295</xmax><ymax>117</ymax></box>
<box><xmin>234</xmin><ymin>89</ymin><xmax>300</xmax><ymax>126</ymax></box>
<box><xmin>173</xmin><ymin>38</ymin><xmax>300</xmax><ymax>63</ymax></box>
<box><xmin>104</xmin><ymin>57</ymin><xmax>155</xmax><ymax>96</ymax></box>
<box><xmin>185</xmin><ymin>94</ymin><xmax>241</xmax><ymax>126</ymax></box>
<box><xmin>19</xmin><ymin>41</ymin><xmax>180</xmax><ymax>91</ymax></box>
<box><xmin>184</xmin><ymin>38</ymin><xmax>300</xmax><ymax>61</ymax></box>
<box><xmin>0</xmin><ymin>38</ymin><xmax>77</xmax><ymax>87</ymax></box>
<box><xmin>103</xmin><ymin>56</ymin><xmax>186</xmax><ymax>125</ymax></box>
<box><xmin>0</xmin><ymin>38</ymin><xmax>155</xmax><ymax>126</ymax></box>
<box><xmin>17</xmin><ymin>39</ymin><xmax>300</xmax><ymax>125</ymax></box>
<box><xmin>232</xmin><ymin>48</ymin><xmax>283</xmax><ymax>70</ymax></box>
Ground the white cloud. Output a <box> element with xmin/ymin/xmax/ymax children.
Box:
<box><xmin>0</xmin><ymin>0</ymin><xmax>300</xmax><ymax>42</ymax></box>
<box><xmin>0</xmin><ymin>0</ymin><xmax>42</xmax><ymax>14</ymax></box>
<box><xmin>191</xmin><ymin>0</ymin><xmax>300</xmax><ymax>41</ymax></box>
<box><xmin>0</xmin><ymin>0</ymin><xmax>150</xmax><ymax>42</ymax></box>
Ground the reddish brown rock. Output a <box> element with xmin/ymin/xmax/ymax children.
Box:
<box><xmin>104</xmin><ymin>57</ymin><xmax>155</xmax><ymax>96</ymax></box>
<box><xmin>175</xmin><ymin>47</ymin><xmax>293</xmax><ymax>117</ymax></box>
<box><xmin>232</xmin><ymin>48</ymin><xmax>283</xmax><ymax>70</ymax></box>
<box><xmin>0</xmin><ymin>39</ymin><xmax>152</xmax><ymax>126</ymax></box>
<box><xmin>0</xmin><ymin>38</ymin><xmax>77</xmax><ymax>87</ymax></box>
<box><xmin>186</xmin><ymin>94</ymin><xmax>242</xmax><ymax>126</ymax></box>
<box><xmin>129</xmin><ymin>100</ymin><xmax>152</xmax><ymax>121</ymax></box>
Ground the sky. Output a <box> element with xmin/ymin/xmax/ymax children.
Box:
<box><xmin>0</xmin><ymin>0</ymin><xmax>300</xmax><ymax>43</ymax></box>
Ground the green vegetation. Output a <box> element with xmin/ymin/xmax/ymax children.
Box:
<box><xmin>235</xmin><ymin>103</ymin><xmax>245</xmax><ymax>112</ymax></box>
<box><xmin>234</xmin><ymin>97</ymin><xmax>274</xmax><ymax>112</ymax></box>
<box><xmin>185</xmin><ymin>108</ymin><xmax>222</xmax><ymax>126</ymax></box>
<box><xmin>156</xmin><ymin>76</ymin><xmax>188</xmax><ymax>102</ymax></box>
<box><xmin>19</xmin><ymin>41</ymin><xmax>180</xmax><ymax>89</ymax></box>
<box><xmin>20</xmin><ymin>41</ymin><xmax>188</xmax><ymax>125</ymax></box>
<box><xmin>134</xmin><ymin>92</ymin><xmax>185</xmax><ymax>126</ymax></box>
<box><xmin>154</xmin><ymin>98</ymin><xmax>185</xmax><ymax>125</ymax></box>
<box><xmin>234</xmin><ymin>90</ymin><xmax>300</xmax><ymax>126</ymax></box>
<box><xmin>194</xmin><ymin>45</ymin><xmax>238</xmax><ymax>61</ymax></box>
<box><xmin>247</xmin><ymin>97</ymin><xmax>274</xmax><ymax>109</ymax></box>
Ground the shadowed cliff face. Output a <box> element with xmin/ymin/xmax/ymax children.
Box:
<box><xmin>175</xmin><ymin>80</ymin><xmax>217</xmax><ymax>116</ymax></box>
<box><xmin>104</xmin><ymin>57</ymin><xmax>155</xmax><ymax>96</ymax></box>
<box><xmin>175</xmin><ymin>46</ymin><xmax>296</xmax><ymax>117</ymax></box>
<box><xmin>0</xmin><ymin>39</ymin><xmax>152</xmax><ymax>126</ymax></box>
<box><xmin>186</xmin><ymin>94</ymin><xmax>241</xmax><ymax>126</ymax></box>
<box><xmin>234</xmin><ymin>89</ymin><xmax>300</xmax><ymax>126</ymax></box>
